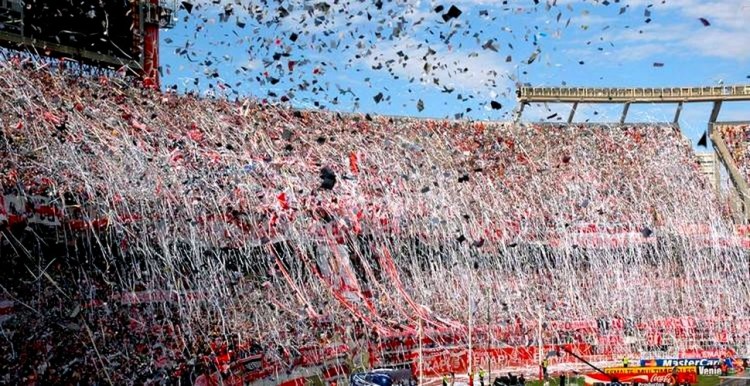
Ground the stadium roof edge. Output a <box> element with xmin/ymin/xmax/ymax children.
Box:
<box><xmin>0</xmin><ymin>31</ymin><xmax>141</xmax><ymax>70</ymax></box>
<box><xmin>515</xmin><ymin>86</ymin><xmax>750</xmax><ymax>126</ymax></box>
<box><xmin>517</xmin><ymin>85</ymin><xmax>750</xmax><ymax>104</ymax></box>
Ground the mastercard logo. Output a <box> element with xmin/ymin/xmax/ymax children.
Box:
<box><xmin>646</xmin><ymin>360</ymin><xmax>657</xmax><ymax>367</ymax></box>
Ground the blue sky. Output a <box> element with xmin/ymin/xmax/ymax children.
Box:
<box><xmin>160</xmin><ymin>0</ymin><xmax>750</xmax><ymax>145</ymax></box>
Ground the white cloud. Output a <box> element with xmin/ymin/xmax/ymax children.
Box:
<box><xmin>613</xmin><ymin>0</ymin><xmax>750</xmax><ymax>59</ymax></box>
<box><xmin>569</xmin><ymin>12</ymin><xmax>618</xmax><ymax>27</ymax></box>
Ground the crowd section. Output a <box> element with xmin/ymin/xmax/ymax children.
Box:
<box><xmin>0</xmin><ymin>60</ymin><xmax>732</xmax><ymax>246</ymax></box>
<box><xmin>1</xmin><ymin>60</ymin><xmax>750</xmax><ymax>385</ymax></box>
<box><xmin>716</xmin><ymin>124</ymin><xmax>750</xmax><ymax>182</ymax></box>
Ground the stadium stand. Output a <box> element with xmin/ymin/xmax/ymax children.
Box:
<box><xmin>716</xmin><ymin>124</ymin><xmax>750</xmax><ymax>182</ymax></box>
<box><xmin>1</xmin><ymin>60</ymin><xmax>749</xmax><ymax>384</ymax></box>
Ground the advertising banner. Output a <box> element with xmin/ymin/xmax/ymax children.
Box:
<box><xmin>696</xmin><ymin>366</ymin><xmax>723</xmax><ymax>376</ymax></box>
<box><xmin>640</xmin><ymin>358</ymin><xmax>723</xmax><ymax>375</ymax></box>
<box><xmin>640</xmin><ymin>359</ymin><xmax>721</xmax><ymax>367</ymax></box>
<box><xmin>584</xmin><ymin>371</ymin><xmax>698</xmax><ymax>386</ymax></box>
<box><xmin>604</xmin><ymin>366</ymin><xmax>697</xmax><ymax>375</ymax></box>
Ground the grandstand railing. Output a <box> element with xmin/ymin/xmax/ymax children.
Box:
<box><xmin>518</xmin><ymin>85</ymin><xmax>750</xmax><ymax>103</ymax></box>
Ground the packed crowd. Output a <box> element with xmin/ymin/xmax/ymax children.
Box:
<box><xmin>1</xmin><ymin>59</ymin><xmax>749</xmax><ymax>384</ymax></box>
<box><xmin>716</xmin><ymin>124</ymin><xmax>750</xmax><ymax>182</ymax></box>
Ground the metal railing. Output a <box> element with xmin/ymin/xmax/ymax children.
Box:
<box><xmin>518</xmin><ymin>85</ymin><xmax>750</xmax><ymax>103</ymax></box>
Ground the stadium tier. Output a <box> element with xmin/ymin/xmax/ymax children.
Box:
<box><xmin>716</xmin><ymin>124</ymin><xmax>750</xmax><ymax>183</ymax></box>
<box><xmin>1</xmin><ymin>61</ymin><xmax>749</xmax><ymax>384</ymax></box>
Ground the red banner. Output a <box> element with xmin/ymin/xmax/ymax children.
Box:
<box><xmin>409</xmin><ymin>344</ymin><xmax>592</xmax><ymax>377</ymax></box>
<box><xmin>679</xmin><ymin>348</ymin><xmax>736</xmax><ymax>359</ymax></box>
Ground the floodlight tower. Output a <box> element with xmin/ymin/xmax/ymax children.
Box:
<box><xmin>139</xmin><ymin>0</ymin><xmax>176</xmax><ymax>88</ymax></box>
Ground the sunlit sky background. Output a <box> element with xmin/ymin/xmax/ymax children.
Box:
<box><xmin>160</xmin><ymin>0</ymin><xmax>750</xmax><ymax>146</ymax></box>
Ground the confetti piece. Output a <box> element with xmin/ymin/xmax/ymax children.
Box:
<box><xmin>442</xmin><ymin>5</ymin><xmax>462</xmax><ymax>22</ymax></box>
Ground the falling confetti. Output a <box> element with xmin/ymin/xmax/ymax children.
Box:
<box><xmin>442</xmin><ymin>5</ymin><xmax>463</xmax><ymax>22</ymax></box>
<box><xmin>1</xmin><ymin>1</ymin><xmax>749</xmax><ymax>385</ymax></box>
<box><xmin>0</xmin><ymin>56</ymin><xmax>747</xmax><ymax>386</ymax></box>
